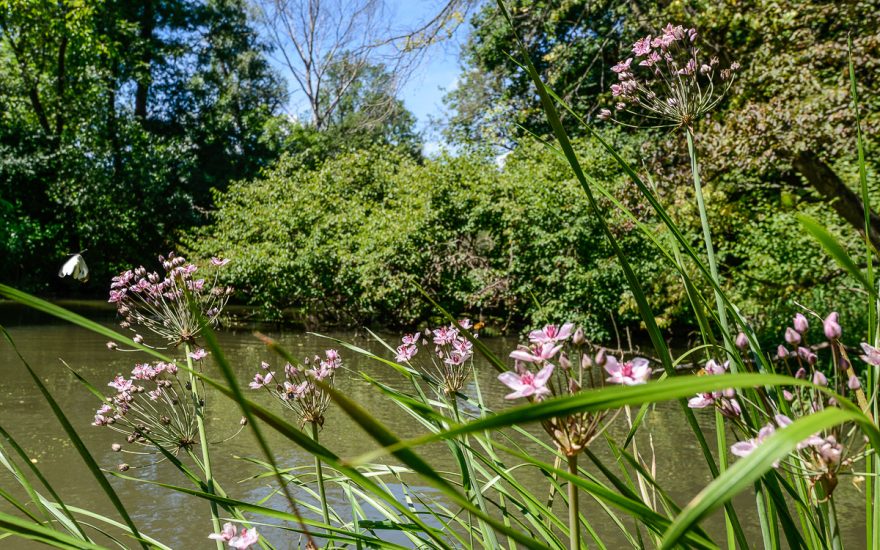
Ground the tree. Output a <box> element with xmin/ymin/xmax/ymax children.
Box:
<box><xmin>254</xmin><ymin>0</ymin><xmax>471</xmax><ymax>131</ymax></box>
<box><xmin>0</xmin><ymin>0</ymin><xmax>285</xmax><ymax>292</ymax></box>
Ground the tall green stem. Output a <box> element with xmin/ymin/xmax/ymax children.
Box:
<box><xmin>185</xmin><ymin>343</ymin><xmax>222</xmax><ymax>550</ymax></box>
<box><xmin>311</xmin><ymin>421</ymin><xmax>331</xmax><ymax>532</ymax></box>
<box><xmin>686</xmin><ymin>128</ymin><xmax>731</xmax><ymax>348</ymax></box>
<box><xmin>567</xmin><ymin>455</ymin><xmax>580</xmax><ymax>550</ymax></box>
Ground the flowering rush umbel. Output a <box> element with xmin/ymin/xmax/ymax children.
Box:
<box><xmin>394</xmin><ymin>320</ymin><xmax>476</xmax><ymax>395</ymax></box>
<box><xmin>250</xmin><ymin>350</ymin><xmax>342</xmax><ymax>428</ymax></box>
<box><xmin>92</xmin><ymin>359</ymin><xmax>199</xmax><ymax>455</ymax></box>
<box><xmin>108</xmin><ymin>253</ymin><xmax>233</xmax><ymax>346</ymax></box>
<box><xmin>694</xmin><ymin>311</ymin><xmax>869</xmax><ymax>498</ymax></box>
<box><xmin>599</xmin><ymin>23</ymin><xmax>739</xmax><ymax>128</ymax></box>
<box><xmin>498</xmin><ymin>323</ymin><xmax>651</xmax><ymax>456</ymax></box>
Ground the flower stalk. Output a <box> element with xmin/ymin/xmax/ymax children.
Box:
<box><xmin>567</xmin><ymin>454</ymin><xmax>580</xmax><ymax>550</ymax></box>
<box><xmin>311</xmin><ymin>421</ymin><xmax>331</xmax><ymax>531</ymax></box>
<box><xmin>185</xmin><ymin>343</ymin><xmax>223</xmax><ymax>550</ymax></box>
<box><xmin>686</xmin><ymin>128</ymin><xmax>731</xmax><ymax>343</ymax></box>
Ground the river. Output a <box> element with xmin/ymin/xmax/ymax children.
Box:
<box><xmin>0</xmin><ymin>303</ymin><xmax>866</xmax><ymax>548</ymax></box>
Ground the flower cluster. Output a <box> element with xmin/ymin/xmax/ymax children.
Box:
<box><xmin>695</xmin><ymin>311</ymin><xmax>869</xmax><ymax>497</ymax></box>
<box><xmin>250</xmin><ymin>350</ymin><xmax>342</xmax><ymax>428</ymax></box>
<box><xmin>209</xmin><ymin>523</ymin><xmax>259</xmax><ymax>549</ymax></box>
<box><xmin>394</xmin><ymin>320</ymin><xmax>475</xmax><ymax>395</ymax></box>
<box><xmin>498</xmin><ymin>323</ymin><xmax>651</xmax><ymax>456</ymax></box>
<box><xmin>92</xmin><ymin>357</ymin><xmax>199</xmax><ymax>455</ymax></box>
<box><xmin>599</xmin><ymin>23</ymin><xmax>739</xmax><ymax>128</ymax></box>
<box><xmin>109</xmin><ymin>253</ymin><xmax>233</xmax><ymax>346</ymax></box>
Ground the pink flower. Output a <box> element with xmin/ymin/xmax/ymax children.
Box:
<box><xmin>784</xmin><ymin>327</ymin><xmax>801</xmax><ymax>345</ymax></box>
<box><xmin>432</xmin><ymin>326</ymin><xmax>458</xmax><ymax>345</ymax></box>
<box><xmin>401</xmin><ymin>332</ymin><xmax>420</xmax><ymax>345</ymax></box>
<box><xmin>229</xmin><ymin>528</ymin><xmax>259</xmax><ymax>549</ymax></box>
<box><xmin>604</xmin><ymin>357</ymin><xmax>651</xmax><ymax>385</ymax></box>
<box><xmin>188</xmin><ymin>348</ymin><xmax>207</xmax><ymax>361</ymax></box>
<box><xmin>509</xmin><ymin>342</ymin><xmax>562</xmax><ymax>363</ymax></box>
<box><xmin>108</xmin><ymin>375</ymin><xmax>132</xmax><ymax>392</ymax></box>
<box><xmin>395</xmin><ymin>344</ymin><xmax>417</xmax><ymax>362</ymax></box>
<box><xmin>598</xmin><ymin>108</ymin><xmax>612</xmax><ymax>119</ymax></box>
<box><xmin>498</xmin><ymin>364</ymin><xmax>554</xmax><ymax>400</ymax></box>
<box><xmin>688</xmin><ymin>392</ymin><xmax>716</xmax><ymax>409</ymax></box>
<box><xmin>704</xmin><ymin>359</ymin><xmax>728</xmax><ymax>375</ymax></box>
<box><xmin>131</xmin><ymin>363</ymin><xmax>156</xmax><ymax>380</ymax></box>
<box><xmin>632</xmin><ymin>35</ymin><xmax>652</xmax><ymax>56</ymax></box>
<box><xmin>735</xmin><ymin>332</ymin><xmax>748</xmax><ymax>350</ymax></box>
<box><xmin>731</xmin><ymin>422</ymin><xmax>776</xmax><ymax>459</ymax></box>
<box><xmin>249</xmin><ymin>372</ymin><xmax>274</xmax><ymax>389</ymax></box>
<box><xmin>861</xmin><ymin>343</ymin><xmax>880</xmax><ymax>366</ymax></box>
<box><xmin>611</xmin><ymin>58</ymin><xmax>632</xmax><ymax>73</ymax></box>
<box><xmin>211</xmin><ymin>257</ymin><xmax>230</xmax><ymax>267</ymax></box>
<box><xmin>528</xmin><ymin>323</ymin><xmax>574</xmax><ymax>344</ymax></box>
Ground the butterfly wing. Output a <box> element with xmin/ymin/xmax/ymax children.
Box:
<box><xmin>73</xmin><ymin>256</ymin><xmax>89</xmax><ymax>282</ymax></box>
<box><xmin>59</xmin><ymin>254</ymin><xmax>89</xmax><ymax>282</ymax></box>
<box><xmin>58</xmin><ymin>255</ymin><xmax>76</xmax><ymax>277</ymax></box>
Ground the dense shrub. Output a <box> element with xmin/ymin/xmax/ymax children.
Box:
<box><xmin>188</xmin><ymin>133</ymin><xmax>867</xmax><ymax>340</ymax></box>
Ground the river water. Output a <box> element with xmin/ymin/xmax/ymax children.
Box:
<box><xmin>0</xmin><ymin>303</ymin><xmax>867</xmax><ymax>549</ymax></box>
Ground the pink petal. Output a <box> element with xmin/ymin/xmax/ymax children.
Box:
<box><xmin>498</xmin><ymin>372</ymin><xmax>524</xmax><ymax>391</ymax></box>
<box><xmin>510</xmin><ymin>350</ymin><xmax>537</xmax><ymax>362</ymax></box>
<box><xmin>534</xmin><ymin>363</ymin><xmax>555</xmax><ymax>386</ymax></box>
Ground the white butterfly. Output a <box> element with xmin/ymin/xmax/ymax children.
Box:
<box><xmin>59</xmin><ymin>253</ymin><xmax>89</xmax><ymax>282</ymax></box>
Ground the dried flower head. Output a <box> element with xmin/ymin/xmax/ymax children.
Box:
<box><xmin>603</xmin><ymin>23</ymin><xmax>739</xmax><ymax>128</ymax></box>
<box><xmin>108</xmin><ymin>253</ymin><xmax>233</xmax><ymax>346</ymax></box>
<box><xmin>251</xmin><ymin>350</ymin><xmax>342</xmax><ymax>428</ymax></box>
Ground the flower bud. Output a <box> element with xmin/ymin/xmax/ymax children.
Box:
<box><xmin>848</xmin><ymin>375</ymin><xmax>861</xmax><ymax>390</ymax></box>
<box><xmin>812</xmin><ymin>371</ymin><xmax>828</xmax><ymax>386</ymax></box>
<box><xmin>782</xmin><ymin>390</ymin><xmax>794</xmax><ymax>401</ymax></box>
<box><xmin>793</xmin><ymin>313</ymin><xmax>809</xmax><ymax>334</ymax></box>
<box><xmin>559</xmin><ymin>353</ymin><xmax>571</xmax><ymax>370</ymax></box>
<box><xmin>823</xmin><ymin>312</ymin><xmax>841</xmax><ymax>340</ymax></box>
<box><xmin>240</xmin><ymin>417</ymin><xmax>248</xmax><ymax>426</ymax></box>
<box><xmin>595</xmin><ymin>348</ymin><xmax>606</xmax><ymax>366</ymax></box>
<box><xmin>111</xmin><ymin>443</ymin><xmax>122</xmax><ymax>452</ymax></box>
<box><xmin>581</xmin><ymin>353</ymin><xmax>592</xmax><ymax>370</ymax></box>
<box><xmin>735</xmin><ymin>332</ymin><xmax>748</xmax><ymax>350</ymax></box>
<box><xmin>118</xmin><ymin>463</ymin><xmax>130</xmax><ymax>472</ymax></box>
<box><xmin>572</xmin><ymin>327</ymin><xmax>585</xmax><ymax>346</ymax></box>
<box><xmin>106</xmin><ymin>341</ymin><xmax>118</xmax><ymax>350</ymax></box>
<box><xmin>776</xmin><ymin>345</ymin><xmax>789</xmax><ymax>359</ymax></box>
<box><xmin>785</xmin><ymin>327</ymin><xmax>801</xmax><ymax>346</ymax></box>
<box><xmin>795</xmin><ymin>367</ymin><xmax>807</xmax><ymax>379</ymax></box>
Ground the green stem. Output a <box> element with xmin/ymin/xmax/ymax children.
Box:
<box><xmin>312</xmin><ymin>422</ymin><xmax>331</xmax><ymax>534</ymax></box>
<box><xmin>567</xmin><ymin>454</ymin><xmax>580</xmax><ymax>550</ymax></box>
<box><xmin>686</xmin><ymin>128</ymin><xmax>731</xmax><ymax>351</ymax></box>
<box><xmin>185</xmin><ymin>343</ymin><xmax>222</xmax><ymax>550</ymax></box>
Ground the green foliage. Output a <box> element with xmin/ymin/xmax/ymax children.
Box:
<box><xmin>188</xmin><ymin>134</ymin><xmax>664</xmax><ymax>338</ymax></box>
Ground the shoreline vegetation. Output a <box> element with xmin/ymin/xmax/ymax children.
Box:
<box><xmin>1</xmin><ymin>2</ymin><xmax>879</xmax><ymax>549</ymax></box>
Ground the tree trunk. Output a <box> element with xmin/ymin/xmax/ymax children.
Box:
<box><xmin>792</xmin><ymin>150</ymin><xmax>880</xmax><ymax>251</ymax></box>
<box><xmin>135</xmin><ymin>0</ymin><xmax>154</xmax><ymax>121</ymax></box>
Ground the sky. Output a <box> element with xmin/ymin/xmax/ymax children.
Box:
<box><xmin>388</xmin><ymin>0</ymin><xmax>472</xmax><ymax>154</ymax></box>
<box><xmin>262</xmin><ymin>0</ymin><xmax>473</xmax><ymax>156</ymax></box>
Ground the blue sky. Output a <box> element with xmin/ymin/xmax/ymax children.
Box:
<box><xmin>263</xmin><ymin>0</ymin><xmax>471</xmax><ymax>153</ymax></box>
<box><xmin>389</xmin><ymin>0</ymin><xmax>472</xmax><ymax>153</ymax></box>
